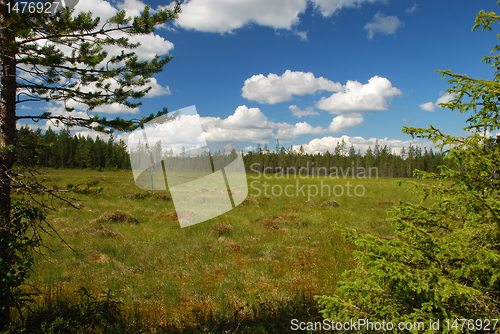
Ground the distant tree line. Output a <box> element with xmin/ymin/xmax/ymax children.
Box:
<box><xmin>17</xmin><ymin>127</ymin><xmax>130</xmax><ymax>169</ymax></box>
<box><xmin>243</xmin><ymin>139</ymin><xmax>459</xmax><ymax>178</ymax></box>
<box><xmin>17</xmin><ymin>128</ymin><xmax>458</xmax><ymax>178</ymax></box>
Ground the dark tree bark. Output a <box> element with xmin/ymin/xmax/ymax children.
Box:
<box><xmin>0</xmin><ymin>0</ymin><xmax>17</xmax><ymax>328</ymax></box>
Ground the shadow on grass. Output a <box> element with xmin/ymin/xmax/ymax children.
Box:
<box><xmin>10</xmin><ymin>288</ymin><xmax>325</xmax><ymax>334</ymax></box>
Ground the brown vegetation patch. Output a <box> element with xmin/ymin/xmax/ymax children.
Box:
<box><xmin>242</xmin><ymin>197</ymin><xmax>260</xmax><ymax>205</ymax></box>
<box><xmin>262</xmin><ymin>220</ymin><xmax>279</xmax><ymax>229</ymax></box>
<box><xmin>210</xmin><ymin>223</ymin><xmax>233</xmax><ymax>235</ymax></box>
<box><xmin>376</xmin><ymin>200</ymin><xmax>395</xmax><ymax>206</ymax></box>
<box><xmin>120</xmin><ymin>192</ymin><xmax>171</xmax><ymax>201</ymax></box>
<box><xmin>162</xmin><ymin>212</ymin><xmax>178</xmax><ymax>219</ymax></box>
<box><xmin>217</xmin><ymin>236</ymin><xmax>233</xmax><ymax>244</ymax></box>
<box><xmin>89</xmin><ymin>225</ymin><xmax>124</xmax><ymax>238</ymax></box>
<box><xmin>90</xmin><ymin>210</ymin><xmax>138</xmax><ymax>224</ymax></box>
<box><xmin>87</xmin><ymin>250</ymin><xmax>109</xmax><ymax>264</ymax></box>
<box><xmin>321</xmin><ymin>200</ymin><xmax>339</xmax><ymax>207</ymax></box>
<box><xmin>226</xmin><ymin>244</ymin><xmax>243</xmax><ymax>252</ymax></box>
<box><xmin>161</xmin><ymin>211</ymin><xmax>194</xmax><ymax>221</ymax></box>
<box><xmin>251</xmin><ymin>214</ymin><xmax>300</xmax><ymax>230</ymax></box>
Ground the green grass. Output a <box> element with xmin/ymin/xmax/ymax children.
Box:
<box><xmin>13</xmin><ymin>168</ymin><xmax>429</xmax><ymax>333</ymax></box>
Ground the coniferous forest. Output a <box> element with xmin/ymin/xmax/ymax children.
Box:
<box><xmin>17</xmin><ymin>126</ymin><xmax>458</xmax><ymax>178</ymax></box>
<box><xmin>17</xmin><ymin>127</ymin><xmax>131</xmax><ymax>170</ymax></box>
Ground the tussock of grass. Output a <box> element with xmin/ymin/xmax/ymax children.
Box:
<box><xmin>251</xmin><ymin>214</ymin><xmax>303</xmax><ymax>230</ymax></box>
<box><xmin>216</xmin><ymin>236</ymin><xmax>233</xmax><ymax>244</ymax></box>
<box><xmin>210</xmin><ymin>223</ymin><xmax>233</xmax><ymax>236</ymax></box>
<box><xmin>242</xmin><ymin>196</ymin><xmax>260</xmax><ymax>205</ymax></box>
<box><xmin>90</xmin><ymin>210</ymin><xmax>138</xmax><ymax>224</ymax></box>
<box><xmin>89</xmin><ymin>225</ymin><xmax>124</xmax><ymax>238</ymax></box>
<box><xmin>226</xmin><ymin>243</ymin><xmax>244</xmax><ymax>253</ymax></box>
<box><xmin>87</xmin><ymin>250</ymin><xmax>110</xmax><ymax>264</ymax></box>
<box><xmin>120</xmin><ymin>191</ymin><xmax>171</xmax><ymax>201</ymax></box>
<box><xmin>321</xmin><ymin>199</ymin><xmax>339</xmax><ymax>207</ymax></box>
<box><xmin>161</xmin><ymin>211</ymin><xmax>197</xmax><ymax>226</ymax></box>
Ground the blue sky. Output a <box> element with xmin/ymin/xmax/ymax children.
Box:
<box><xmin>19</xmin><ymin>0</ymin><xmax>500</xmax><ymax>154</ymax></box>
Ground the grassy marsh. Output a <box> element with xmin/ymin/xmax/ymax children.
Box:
<box><xmin>14</xmin><ymin>168</ymin><xmax>428</xmax><ymax>332</ymax></box>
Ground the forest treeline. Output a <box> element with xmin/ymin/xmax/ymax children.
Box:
<box><xmin>17</xmin><ymin>127</ymin><xmax>458</xmax><ymax>178</ymax></box>
<box><xmin>244</xmin><ymin>140</ymin><xmax>457</xmax><ymax>178</ymax></box>
<box><xmin>17</xmin><ymin>127</ymin><xmax>131</xmax><ymax>169</ymax></box>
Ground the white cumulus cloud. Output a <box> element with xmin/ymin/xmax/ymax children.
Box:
<box><xmin>364</xmin><ymin>12</ymin><xmax>404</xmax><ymax>40</ymax></box>
<box><xmin>436</xmin><ymin>92</ymin><xmax>456</xmax><ymax>106</ymax></box>
<box><xmin>311</xmin><ymin>0</ymin><xmax>385</xmax><ymax>17</ymax></box>
<box><xmin>293</xmin><ymin>135</ymin><xmax>432</xmax><ymax>155</ymax></box>
<box><xmin>17</xmin><ymin>104</ymin><xmax>117</xmax><ymax>139</ymax></box>
<box><xmin>116</xmin><ymin>0</ymin><xmax>147</xmax><ymax>17</ymax></box>
<box><xmin>419</xmin><ymin>102</ymin><xmax>435</xmax><ymax>112</ymax></box>
<box><xmin>55</xmin><ymin>76</ymin><xmax>168</xmax><ymax>114</ymax></box>
<box><xmin>242</xmin><ymin>70</ymin><xmax>342</xmax><ymax>104</ymax></box>
<box><xmin>294</xmin><ymin>30</ymin><xmax>308</xmax><ymax>41</ymax></box>
<box><xmin>289</xmin><ymin>105</ymin><xmax>320</xmax><ymax>118</ymax></box>
<box><xmin>175</xmin><ymin>0</ymin><xmax>387</xmax><ymax>33</ymax></box>
<box><xmin>419</xmin><ymin>92</ymin><xmax>457</xmax><ymax>112</ymax></box>
<box><xmin>220</xmin><ymin>105</ymin><xmax>273</xmax><ymax>129</ymax></box>
<box><xmin>200</xmin><ymin>105</ymin><xmax>363</xmax><ymax>143</ymax></box>
<box><xmin>73</xmin><ymin>0</ymin><xmax>175</xmax><ymax>61</ymax></box>
<box><xmin>175</xmin><ymin>0</ymin><xmax>307</xmax><ymax>33</ymax></box>
<box><xmin>316</xmin><ymin>76</ymin><xmax>401</xmax><ymax>114</ymax></box>
<box><xmin>145</xmin><ymin>78</ymin><xmax>172</xmax><ymax>97</ymax></box>
<box><xmin>327</xmin><ymin>114</ymin><xmax>364</xmax><ymax>132</ymax></box>
<box><xmin>406</xmin><ymin>4</ymin><xmax>418</xmax><ymax>13</ymax></box>
<box><xmin>74</xmin><ymin>0</ymin><xmax>117</xmax><ymax>20</ymax></box>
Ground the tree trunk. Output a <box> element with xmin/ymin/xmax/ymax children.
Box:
<box><xmin>0</xmin><ymin>0</ymin><xmax>17</xmax><ymax>329</ymax></box>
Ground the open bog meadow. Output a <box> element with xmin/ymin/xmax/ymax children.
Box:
<box><xmin>16</xmin><ymin>168</ymin><xmax>428</xmax><ymax>333</ymax></box>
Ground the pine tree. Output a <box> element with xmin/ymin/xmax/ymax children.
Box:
<box><xmin>317</xmin><ymin>4</ymin><xmax>500</xmax><ymax>325</ymax></box>
<box><xmin>0</xmin><ymin>2</ymin><xmax>181</xmax><ymax>328</ymax></box>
